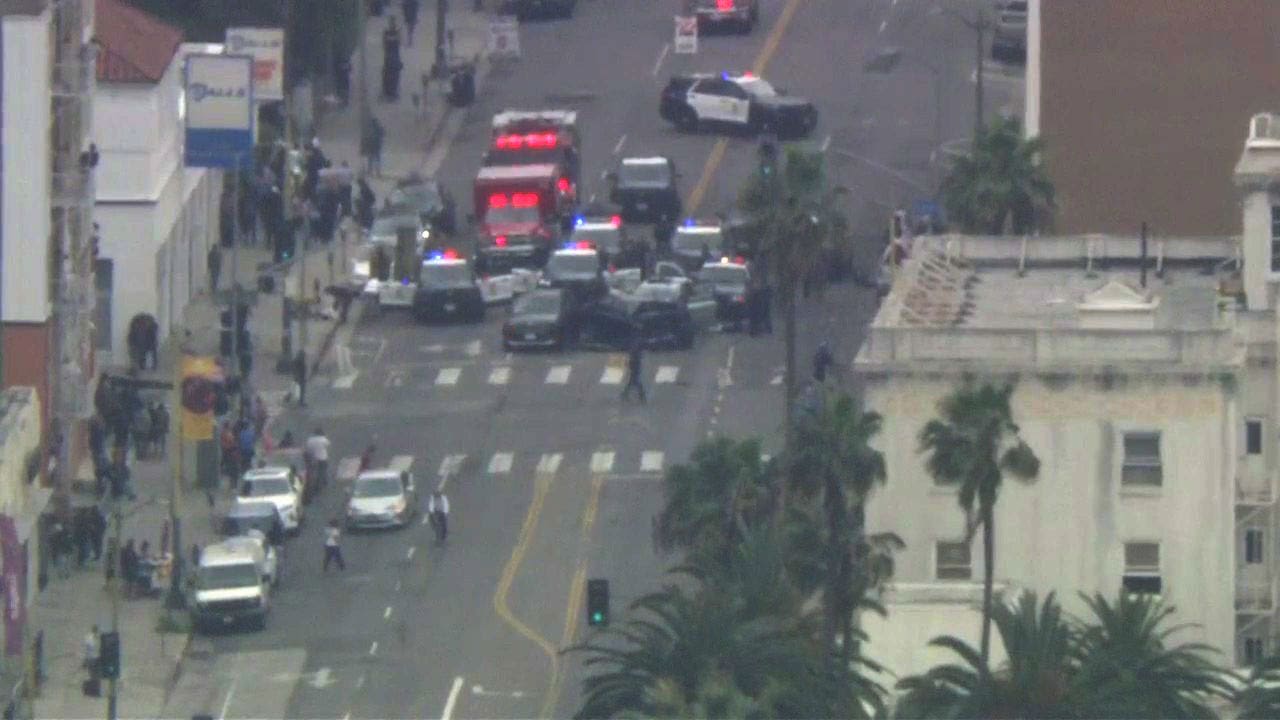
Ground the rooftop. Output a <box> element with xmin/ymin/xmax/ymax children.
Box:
<box><xmin>95</xmin><ymin>0</ymin><xmax>183</xmax><ymax>84</ymax></box>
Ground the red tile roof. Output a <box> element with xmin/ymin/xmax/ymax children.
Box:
<box><xmin>94</xmin><ymin>0</ymin><xmax>183</xmax><ymax>83</ymax></box>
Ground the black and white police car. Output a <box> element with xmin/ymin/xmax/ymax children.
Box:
<box><xmin>660</xmin><ymin>72</ymin><xmax>818</xmax><ymax>138</ymax></box>
<box><xmin>413</xmin><ymin>249</ymin><xmax>485</xmax><ymax>323</ymax></box>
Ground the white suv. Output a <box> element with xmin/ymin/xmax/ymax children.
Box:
<box><xmin>237</xmin><ymin>467</ymin><xmax>304</xmax><ymax>533</ymax></box>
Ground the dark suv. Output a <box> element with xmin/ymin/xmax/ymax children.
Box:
<box><xmin>609</xmin><ymin>156</ymin><xmax>682</xmax><ymax>224</ymax></box>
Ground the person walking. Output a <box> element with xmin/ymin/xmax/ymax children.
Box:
<box><xmin>334</xmin><ymin>56</ymin><xmax>352</xmax><ymax>106</ymax></box>
<box><xmin>120</xmin><ymin>539</ymin><xmax>139</xmax><ymax>599</ymax></box>
<box><xmin>305</xmin><ymin>427</ymin><xmax>331</xmax><ymax>492</ymax></box>
<box><xmin>293</xmin><ymin>349</ymin><xmax>308</xmax><ymax>408</ymax></box>
<box><xmin>812</xmin><ymin>341</ymin><xmax>834</xmax><ymax>383</ymax></box>
<box><xmin>207</xmin><ymin>243</ymin><xmax>223</xmax><ymax>293</ymax></box>
<box><xmin>428</xmin><ymin>490</ymin><xmax>449</xmax><ymax>542</ymax></box>
<box><xmin>50</xmin><ymin>519</ymin><xmax>71</xmax><ymax>579</ymax></box>
<box><xmin>361</xmin><ymin>118</ymin><xmax>385</xmax><ymax>178</ymax></box>
<box><xmin>89</xmin><ymin>506</ymin><xmax>106</xmax><ymax>562</ymax></box>
<box><xmin>82</xmin><ymin>625</ymin><xmax>100</xmax><ymax>690</ymax></box>
<box><xmin>356</xmin><ymin>175</ymin><xmax>376</xmax><ymax>227</ymax></box>
<box><xmin>382</xmin><ymin>17</ymin><xmax>403</xmax><ymax>101</ymax></box>
<box><xmin>402</xmin><ymin>0</ymin><xmax>420</xmax><ymax>46</ymax></box>
<box><xmin>151</xmin><ymin>402</ymin><xmax>169</xmax><ymax>458</ymax></box>
<box><xmin>238</xmin><ymin>421</ymin><xmax>257</xmax><ymax>471</ymax></box>
<box><xmin>322</xmin><ymin>520</ymin><xmax>345</xmax><ymax>572</ymax></box>
<box><xmin>620</xmin><ymin>333</ymin><xmax>646</xmax><ymax>403</ymax></box>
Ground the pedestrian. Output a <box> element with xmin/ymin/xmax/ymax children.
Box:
<box><xmin>126</xmin><ymin>314</ymin><xmax>150</xmax><ymax>372</ymax></box>
<box><xmin>74</xmin><ymin>510</ymin><xmax>91</xmax><ymax>567</ymax></box>
<box><xmin>356</xmin><ymin>176</ymin><xmax>376</xmax><ymax>228</ymax></box>
<box><xmin>428</xmin><ymin>490</ymin><xmax>449</xmax><ymax>542</ymax></box>
<box><xmin>358</xmin><ymin>442</ymin><xmax>376</xmax><ymax>474</ymax></box>
<box><xmin>88</xmin><ymin>414</ymin><xmax>107</xmax><ymax>480</ymax></box>
<box><xmin>382</xmin><ymin>55</ymin><xmax>403</xmax><ymax>102</ymax></box>
<box><xmin>221</xmin><ymin>422</ymin><xmax>241</xmax><ymax>490</ymax></box>
<box><xmin>90</xmin><ymin>506</ymin><xmax>106</xmax><ymax>561</ymax></box>
<box><xmin>322</xmin><ymin>519</ymin><xmax>345</xmax><ymax>571</ymax></box>
<box><xmin>238</xmin><ymin>421</ymin><xmax>256</xmax><ymax>471</ymax></box>
<box><xmin>83</xmin><ymin>625</ymin><xmax>99</xmax><ymax>682</ymax></box>
<box><xmin>252</xmin><ymin>394</ymin><xmax>268</xmax><ymax>441</ymax></box>
<box><xmin>620</xmin><ymin>333</ymin><xmax>646</xmax><ymax>403</ymax></box>
<box><xmin>813</xmin><ymin>341</ymin><xmax>834</xmax><ymax>383</ymax></box>
<box><xmin>50</xmin><ymin>519</ymin><xmax>70</xmax><ymax>578</ymax></box>
<box><xmin>108</xmin><ymin>449</ymin><xmax>134</xmax><ymax>501</ymax></box>
<box><xmin>293</xmin><ymin>349</ymin><xmax>308</xmax><ymax>407</ymax></box>
<box><xmin>402</xmin><ymin>0</ymin><xmax>419</xmax><ymax>46</ymax></box>
<box><xmin>190</xmin><ymin>543</ymin><xmax>201</xmax><ymax>569</ymax></box>
<box><xmin>151</xmin><ymin>402</ymin><xmax>169</xmax><ymax>457</ymax></box>
<box><xmin>334</xmin><ymin>56</ymin><xmax>352</xmax><ymax>106</ymax></box>
<box><xmin>207</xmin><ymin>243</ymin><xmax>223</xmax><ymax>293</ymax></box>
<box><xmin>120</xmin><ymin>539</ymin><xmax>138</xmax><ymax>599</ymax></box>
<box><xmin>306</xmin><ymin>427</ymin><xmax>331</xmax><ymax>491</ymax></box>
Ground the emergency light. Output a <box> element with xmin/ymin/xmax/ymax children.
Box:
<box><xmin>488</xmin><ymin>193</ymin><xmax>508</xmax><ymax>208</ymax></box>
<box><xmin>511</xmin><ymin>192</ymin><xmax>540</xmax><ymax>208</ymax></box>
<box><xmin>557</xmin><ymin>177</ymin><xmax>572</xmax><ymax>193</ymax></box>
<box><xmin>493</xmin><ymin>132</ymin><xmax>559</xmax><ymax>150</ymax></box>
<box><xmin>495</xmin><ymin>236</ymin><xmax>508</xmax><ymax>247</ymax></box>
<box><xmin>684</xmin><ymin>218</ymin><xmax>696</xmax><ymax>227</ymax></box>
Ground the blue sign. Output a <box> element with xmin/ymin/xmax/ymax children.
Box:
<box><xmin>184</xmin><ymin>53</ymin><xmax>254</xmax><ymax>169</ymax></box>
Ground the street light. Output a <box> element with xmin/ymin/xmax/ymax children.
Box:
<box><xmin>862</xmin><ymin>46</ymin><xmax>944</xmax><ymax>189</ymax></box>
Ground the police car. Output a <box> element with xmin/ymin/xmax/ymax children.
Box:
<box><xmin>567</xmin><ymin>214</ymin><xmax>648</xmax><ymax>269</ymax></box>
<box><xmin>413</xmin><ymin>250</ymin><xmax>485</xmax><ymax>323</ymax></box>
<box><xmin>660</xmin><ymin>72</ymin><xmax>818</xmax><ymax>138</ymax></box>
<box><xmin>540</xmin><ymin>243</ymin><xmax>607</xmax><ymax>304</ymax></box>
<box><xmin>669</xmin><ymin>218</ymin><xmax>727</xmax><ymax>273</ymax></box>
<box><xmin>698</xmin><ymin>256</ymin><xmax>752</xmax><ymax>326</ymax></box>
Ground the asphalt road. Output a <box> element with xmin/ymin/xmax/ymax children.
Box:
<box><xmin>164</xmin><ymin>1</ymin><xmax>1022</xmax><ymax>717</ymax></box>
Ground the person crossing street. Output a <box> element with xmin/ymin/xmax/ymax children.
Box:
<box><xmin>428</xmin><ymin>490</ymin><xmax>449</xmax><ymax>542</ymax></box>
<box><xmin>322</xmin><ymin>519</ymin><xmax>345</xmax><ymax>571</ymax></box>
<box><xmin>305</xmin><ymin>427</ymin><xmax>331</xmax><ymax>493</ymax></box>
<box><xmin>620</xmin><ymin>334</ymin><xmax>646</xmax><ymax>403</ymax></box>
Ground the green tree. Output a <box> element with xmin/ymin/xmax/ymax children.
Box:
<box><xmin>1072</xmin><ymin>593</ymin><xmax>1236</xmax><ymax>719</ymax></box>
<box><xmin>918</xmin><ymin>380</ymin><xmax>1040</xmax><ymax>664</ymax></box>
<box><xmin>792</xmin><ymin>393</ymin><xmax>903</xmax><ymax>662</ymax></box>
<box><xmin>653</xmin><ymin>437</ymin><xmax>774</xmax><ymax>569</ymax></box>
<box><xmin>895</xmin><ymin>592</ymin><xmax>1084</xmax><ymax>719</ymax></box>
<box><xmin>736</xmin><ymin>145</ymin><xmax>848</xmax><ymax>517</ymax></box>
<box><xmin>941</xmin><ymin>115</ymin><xmax>1055</xmax><ymax>234</ymax></box>
<box><xmin>1234</xmin><ymin>654</ymin><xmax>1280</xmax><ymax>719</ymax></box>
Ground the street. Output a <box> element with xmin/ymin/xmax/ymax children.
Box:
<box><xmin>165</xmin><ymin>0</ymin><xmax>1020</xmax><ymax>717</ymax></box>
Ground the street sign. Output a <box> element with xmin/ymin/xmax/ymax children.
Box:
<box><xmin>184</xmin><ymin>53</ymin><xmax>254</xmax><ymax>169</ymax></box>
<box><xmin>674</xmin><ymin>15</ymin><xmax>698</xmax><ymax>54</ymax></box>
<box><xmin>225</xmin><ymin>27</ymin><xmax>284</xmax><ymax>101</ymax></box>
<box><xmin>487</xmin><ymin>16</ymin><xmax>521</xmax><ymax>58</ymax></box>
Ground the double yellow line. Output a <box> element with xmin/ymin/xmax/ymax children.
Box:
<box><xmin>684</xmin><ymin>0</ymin><xmax>807</xmax><ymax>215</ymax></box>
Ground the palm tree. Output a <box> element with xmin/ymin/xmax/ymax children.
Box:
<box><xmin>895</xmin><ymin>592</ymin><xmax>1083</xmax><ymax>719</ymax></box>
<box><xmin>941</xmin><ymin>115</ymin><xmax>1055</xmax><ymax>234</ymax></box>
<box><xmin>1072</xmin><ymin>592</ymin><xmax>1236</xmax><ymax>718</ymax></box>
<box><xmin>918</xmin><ymin>380</ymin><xmax>1040</xmax><ymax>664</ymax></box>
<box><xmin>736</xmin><ymin>145</ymin><xmax>848</xmax><ymax>517</ymax></box>
<box><xmin>1235</xmin><ymin>654</ymin><xmax>1280</xmax><ymax>719</ymax></box>
<box><xmin>792</xmin><ymin>392</ymin><xmax>903</xmax><ymax>661</ymax></box>
<box><xmin>653</xmin><ymin>437</ymin><xmax>774</xmax><ymax>569</ymax></box>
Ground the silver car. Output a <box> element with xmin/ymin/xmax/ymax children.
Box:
<box><xmin>346</xmin><ymin>470</ymin><xmax>417</xmax><ymax>529</ymax></box>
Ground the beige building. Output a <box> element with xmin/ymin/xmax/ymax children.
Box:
<box><xmin>857</xmin><ymin>115</ymin><xmax>1280</xmax><ymax>673</ymax></box>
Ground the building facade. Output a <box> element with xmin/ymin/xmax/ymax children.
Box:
<box><xmin>92</xmin><ymin>0</ymin><xmax>220</xmax><ymax>361</ymax></box>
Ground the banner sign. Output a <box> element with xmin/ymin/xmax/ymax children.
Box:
<box><xmin>0</xmin><ymin>515</ymin><xmax>25</xmax><ymax>657</ymax></box>
<box><xmin>225</xmin><ymin>27</ymin><xmax>284</xmax><ymax>101</ymax></box>
<box><xmin>674</xmin><ymin>16</ymin><xmax>698</xmax><ymax>54</ymax></box>
<box><xmin>180</xmin><ymin>355</ymin><xmax>221</xmax><ymax>441</ymax></box>
<box><xmin>184</xmin><ymin>53</ymin><xmax>255</xmax><ymax>169</ymax></box>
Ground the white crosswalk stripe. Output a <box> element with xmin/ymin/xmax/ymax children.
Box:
<box><xmin>389</xmin><ymin>455</ymin><xmax>414</xmax><ymax>473</ymax></box>
<box><xmin>546</xmin><ymin>365</ymin><xmax>571</xmax><ymax>384</ymax></box>
<box><xmin>438</xmin><ymin>454</ymin><xmax>466</xmax><ymax>477</ymax></box>
<box><xmin>590</xmin><ymin>451</ymin><xmax>615</xmax><ymax>474</ymax></box>
<box><xmin>600</xmin><ymin>367</ymin><xmax>624</xmax><ymax>385</ymax></box>
<box><xmin>655</xmin><ymin>366</ymin><xmax>679</xmax><ymax>384</ymax></box>
<box><xmin>488</xmin><ymin>366</ymin><xmax>511</xmax><ymax>385</ymax></box>
<box><xmin>640</xmin><ymin>451</ymin><xmax>665</xmax><ymax>473</ymax></box>
<box><xmin>536</xmin><ymin>453</ymin><xmax>563</xmax><ymax>474</ymax></box>
<box><xmin>770</xmin><ymin>374</ymin><xmax>783</xmax><ymax>385</ymax></box>
<box><xmin>488</xmin><ymin>452</ymin><xmax>513</xmax><ymax>474</ymax></box>
<box><xmin>436</xmin><ymin>368</ymin><xmax>462</xmax><ymax>386</ymax></box>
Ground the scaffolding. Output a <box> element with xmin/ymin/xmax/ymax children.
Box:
<box><xmin>48</xmin><ymin>0</ymin><xmax>96</xmax><ymax>515</ymax></box>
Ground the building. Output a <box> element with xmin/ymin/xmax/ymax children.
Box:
<box><xmin>1023</xmin><ymin>0</ymin><xmax>1280</xmax><ymax>236</ymax></box>
<box><xmin>855</xmin><ymin>114</ymin><xmax>1280</xmax><ymax>674</ymax></box>
<box><xmin>92</xmin><ymin>0</ymin><xmax>220</xmax><ymax>360</ymax></box>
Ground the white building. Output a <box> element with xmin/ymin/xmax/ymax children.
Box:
<box><xmin>92</xmin><ymin>0</ymin><xmax>220</xmax><ymax>360</ymax></box>
<box><xmin>854</xmin><ymin>116</ymin><xmax>1280</xmax><ymax>674</ymax></box>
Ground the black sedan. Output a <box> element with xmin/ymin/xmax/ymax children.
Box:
<box><xmin>579</xmin><ymin>284</ymin><xmax>716</xmax><ymax>351</ymax></box>
<box><xmin>698</xmin><ymin>259</ymin><xmax>752</xmax><ymax>325</ymax></box>
<box><xmin>413</xmin><ymin>254</ymin><xmax>485</xmax><ymax>323</ymax></box>
<box><xmin>385</xmin><ymin>175</ymin><xmax>457</xmax><ymax>234</ymax></box>
<box><xmin>609</xmin><ymin>157</ymin><xmax>682</xmax><ymax>224</ymax></box>
<box><xmin>503</xmin><ymin>289</ymin><xmax>574</xmax><ymax>351</ymax></box>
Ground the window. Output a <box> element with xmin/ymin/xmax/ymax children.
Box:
<box><xmin>94</xmin><ymin>259</ymin><xmax>113</xmax><ymax>350</ymax></box>
<box><xmin>1271</xmin><ymin>206</ymin><xmax>1280</xmax><ymax>272</ymax></box>
<box><xmin>935</xmin><ymin>541</ymin><xmax>972</xmax><ymax>580</ymax></box>
<box><xmin>1247</xmin><ymin>419</ymin><xmax>1264</xmax><ymax>456</ymax></box>
<box><xmin>1121</xmin><ymin>432</ymin><xmax>1162</xmax><ymax>487</ymax></box>
<box><xmin>1246</xmin><ymin>528</ymin><xmax>1265</xmax><ymax>564</ymax></box>
<box><xmin>1245</xmin><ymin>636</ymin><xmax>1266</xmax><ymax>666</ymax></box>
<box><xmin>1122</xmin><ymin>541</ymin><xmax>1161</xmax><ymax>595</ymax></box>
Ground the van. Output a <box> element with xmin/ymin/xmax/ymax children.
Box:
<box><xmin>189</xmin><ymin>535</ymin><xmax>276</xmax><ymax>632</ymax></box>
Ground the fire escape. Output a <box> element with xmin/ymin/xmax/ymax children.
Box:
<box><xmin>49</xmin><ymin>0</ymin><xmax>96</xmax><ymax>509</ymax></box>
<box><xmin>1235</xmin><ymin>444</ymin><xmax>1277</xmax><ymax>664</ymax></box>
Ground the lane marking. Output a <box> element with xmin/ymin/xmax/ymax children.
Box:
<box><xmin>386</xmin><ymin>369</ymin><xmax>406</xmax><ymax>388</ymax></box>
<box><xmin>640</xmin><ymin>451</ymin><xmax>665</xmax><ymax>473</ymax></box>
<box><xmin>465</xmin><ymin>339</ymin><xmax>482</xmax><ymax>356</ymax></box>
<box><xmin>218</xmin><ymin>673</ymin><xmax>238</xmax><ymax>720</ymax></box>
<box><xmin>654</xmin><ymin>366</ymin><xmax>679</xmax><ymax>384</ymax></box>
<box><xmin>436</xmin><ymin>367</ymin><xmax>462</xmax><ymax>386</ymax></box>
<box><xmin>546</xmin><ymin>365</ymin><xmax>571</xmax><ymax>384</ymax></box>
<box><xmin>820</xmin><ymin>134</ymin><xmax>832</xmax><ymax>152</ymax></box>
<box><xmin>590</xmin><ymin>451</ymin><xmax>615</xmax><ymax>474</ymax></box>
<box><xmin>488</xmin><ymin>452</ymin><xmax>514</xmax><ymax>474</ymax></box>
<box><xmin>395</xmin><ymin>579</ymin><xmax>402</xmax><ymax>591</ymax></box>
<box><xmin>369</xmin><ymin>641</ymin><xmax>378</xmax><ymax>656</ymax></box>
<box><xmin>545</xmin><ymin>565</ymin><xmax>586</xmax><ymax>716</ymax></box>
<box><xmin>536</xmin><ymin>452</ymin><xmax>563</xmax><ymax>475</ymax></box>
<box><xmin>581</xmin><ymin>475</ymin><xmax>603</xmax><ymax>539</ymax></box>
<box><xmin>405</xmin><ymin>546</ymin><xmax>415</xmax><ymax>561</ymax></box>
<box><xmin>612</xmin><ymin>134</ymin><xmax>627</xmax><ymax>155</ymax></box>
<box><xmin>651</xmin><ymin>42</ymin><xmax>670</xmax><ymax>77</ymax></box>
<box><xmin>488</xmin><ymin>366</ymin><xmax>511</xmax><ymax>385</ymax></box>
<box><xmin>356</xmin><ymin>673</ymin><xmax>366</xmax><ymax>689</ymax></box>
<box><xmin>438</xmin><ymin>454</ymin><xmax>467</xmax><ymax>481</ymax></box>
<box><xmin>771</xmin><ymin>373</ymin><xmax>784</xmax><ymax>385</ymax></box>
<box><xmin>600</xmin><ymin>367</ymin><xmax>624</xmax><ymax>385</ymax></box>
<box><xmin>726</xmin><ymin>344</ymin><xmax>736</xmax><ymax>370</ymax></box>
<box><xmin>390</xmin><ymin>454</ymin><xmax>414</xmax><ymax>473</ymax></box>
<box><xmin>879</xmin><ymin>19</ymin><xmax>887</xmax><ymax>32</ymax></box>
<box><xmin>385</xmin><ymin>605</ymin><xmax>394</xmax><ymax>619</ymax></box>
<box><xmin>442</xmin><ymin>676</ymin><xmax>465</xmax><ymax>720</ymax></box>
<box><xmin>685</xmin><ymin>139</ymin><xmax>727</xmax><ymax>215</ymax></box>
<box><xmin>333</xmin><ymin>373</ymin><xmax>359</xmax><ymax>390</ymax></box>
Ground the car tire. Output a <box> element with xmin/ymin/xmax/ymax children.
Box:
<box><xmin>676</xmin><ymin>106</ymin><xmax>699</xmax><ymax>133</ymax></box>
<box><xmin>254</xmin><ymin>614</ymin><xmax>267</xmax><ymax>632</ymax></box>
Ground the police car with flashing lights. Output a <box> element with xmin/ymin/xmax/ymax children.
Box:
<box><xmin>669</xmin><ymin>218</ymin><xmax>728</xmax><ymax>273</ymax></box>
<box><xmin>413</xmin><ymin>250</ymin><xmax>486</xmax><ymax>323</ymax></box>
<box><xmin>659</xmin><ymin>72</ymin><xmax>818</xmax><ymax>138</ymax></box>
<box><xmin>567</xmin><ymin>214</ymin><xmax>648</xmax><ymax>269</ymax></box>
<box><xmin>698</xmin><ymin>256</ymin><xmax>752</xmax><ymax>326</ymax></box>
<box><xmin>539</xmin><ymin>243</ymin><xmax>607</xmax><ymax>303</ymax></box>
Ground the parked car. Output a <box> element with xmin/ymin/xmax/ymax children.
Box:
<box><xmin>503</xmin><ymin>288</ymin><xmax>575</xmax><ymax>351</ymax></box>
<box><xmin>236</xmin><ymin>467</ymin><xmax>304</xmax><ymax>533</ymax></box>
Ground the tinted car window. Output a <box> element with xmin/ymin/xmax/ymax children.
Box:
<box><xmin>738</xmin><ymin>78</ymin><xmax>777</xmax><ymax>98</ymax></box>
<box><xmin>693</xmin><ymin>78</ymin><xmax>731</xmax><ymax>96</ymax></box>
<box><xmin>353</xmin><ymin>476</ymin><xmax>404</xmax><ymax>498</ymax></box>
<box><xmin>700</xmin><ymin>265</ymin><xmax>749</xmax><ymax>285</ymax></box>
<box><xmin>618</xmin><ymin>162</ymin><xmax>672</xmax><ymax>186</ymax></box>
<box><xmin>241</xmin><ymin>477</ymin><xmax>292</xmax><ymax>497</ymax></box>
<box><xmin>420</xmin><ymin>264</ymin><xmax>472</xmax><ymax>285</ymax></box>
<box><xmin>569</xmin><ymin>227</ymin><xmax>622</xmax><ymax>253</ymax></box>
<box><xmin>389</xmin><ymin>183</ymin><xmax>444</xmax><ymax>210</ymax></box>
<box><xmin>672</xmin><ymin>229</ymin><xmax>723</xmax><ymax>253</ymax></box>
<box><xmin>547</xmin><ymin>254</ymin><xmax>600</xmax><ymax>275</ymax></box>
<box><xmin>515</xmin><ymin>292</ymin><xmax>562</xmax><ymax>315</ymax></box>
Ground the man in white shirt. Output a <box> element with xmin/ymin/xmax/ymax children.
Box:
<box><xmin>428</xmin><ymin>491</ymin><xmax>449</xmax><ymax>541</ymax></box>
<box><xmin>305</xmin><ymin>427</ymin><xmax>331</xmax><ymax>490</ymax></box>
<box><xmin>323</xmin><ymin>519</ymin><xmax>345</xmax><ymax>572</ymax></box>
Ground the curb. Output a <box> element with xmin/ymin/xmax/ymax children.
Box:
<box><xmin>161</xmin><ymin>625</ymin><xmax>195</xmax><ymax>707</ymax></box>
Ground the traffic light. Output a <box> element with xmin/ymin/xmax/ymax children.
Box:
<box><xmin>586</xmin><ymin>578</ymin><xmax>610</xmax><ymax>627</ymax></box>
<box><xmin>99</xmin><ymin>631</ymin><xmax>120</xmax><ymax>679</ymax></box>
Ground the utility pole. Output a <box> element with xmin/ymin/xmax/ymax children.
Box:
<box><xmin>434</xmin><ymin>0</ymin><xmax>449</xmax><ymax>77</ymax></box>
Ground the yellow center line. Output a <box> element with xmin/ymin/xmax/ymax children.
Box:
<box><xmin>684</xmin><ymin>0</ymin><xmax>806</xmax><ymax>215</ymax></box>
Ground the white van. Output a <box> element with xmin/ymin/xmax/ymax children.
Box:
<box><xmin>190</xmin><ymin>535</ymin><xmax>275</xmax><ymax>632</ymax></box>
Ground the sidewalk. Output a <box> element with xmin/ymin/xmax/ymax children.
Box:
<box><xmin>29</xmin><ymin>4</ymin><xmax>494</xmax><ymax>718</ymax></box>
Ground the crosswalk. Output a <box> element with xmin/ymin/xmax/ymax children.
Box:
<box><xmin>334</xmin><ymin>362</ymin><xmax>690</xmax><ymax>391</ymax></box>
<box><xmin>334</xmin><ymin>448</ymin><xmax>673</xmax><ymax>482</ymax></box>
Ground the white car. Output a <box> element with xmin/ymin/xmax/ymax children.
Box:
<box><xmin>237</xmin><ymin>467</ymin><xmax>304</xmax><ymax>533</ymax></box>
<box><xmin>346</xmin><ymin>470</ymin><xmax>417</xmax><ymax>530</ymax></box>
